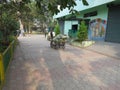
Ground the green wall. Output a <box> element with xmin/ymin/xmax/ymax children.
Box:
<box><xmin>63</xmin><ymin>5</ymin><xmax>108</xmax><ymax>36</ymax></box>
<box><xmin>77</xmin><ymin>5</ymin><xmax>108</xmax><ymax>21</ymax></box>
<box><xmin>64</xmin><ymin>20</ymin><xmax>78</xmax><ymax>35</ymax></box>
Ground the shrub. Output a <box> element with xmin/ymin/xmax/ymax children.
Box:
<box><xmin>54</xmin><ymin>23</ymin><xmax>60</xmax><ymax>36</ymax></box>
<box><xmin>77</xmin><ymin>20</ymin><xmax>88</xmax><ymax>42</ymax></box>
<box><xmin>0</xmin><ymin>12</ymin><xmax>20</xmax><ymax>42</ymax></box>
<box><xmin>0</xmin><ymin>45</ymin><xmax>7</xmax><ymax>53</ymax></box>
<box><xmin>0</xmin><ymin>12</ymin><xmax>19</xmax><ymax>52</ymax></box>
<box><xmin>8</xmin><ymin>36</ymin><xmax>16</xmax><ymax>43</ymax></box>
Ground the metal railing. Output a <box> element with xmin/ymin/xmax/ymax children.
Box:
<box><xmin>0</xmin><ymin>40</ymin><xmax>16</xmax><ymax>90</ymax></box>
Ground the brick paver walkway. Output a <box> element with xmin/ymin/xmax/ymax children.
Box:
<box><xmin>3</xmin><ymin>35</ymin><xmax>120</xmax><ymax>90</ymax></box>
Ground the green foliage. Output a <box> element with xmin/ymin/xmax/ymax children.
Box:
<box><xmin>0</xmin><ymin>0</ymin><xmax>88</xmax><ymax>15</ymax></box>
<box><xmin>77</xmin><ymin>21</ymin><xmax>88</xmax><ymax>42</ymax></box>
<box><xmin>0</xmin><ymin>0</ymin><xmax>89</xmax><ymax>34</ymax></box>
<box><xmin>35</xmin><ymin>0</ymin><xmax>88</xmax><ymax>15</ymax></box>
<box><xmin>0</xmin><ymin>45</ymin><xmax>7</xmax><ymax>53</ymax></box>
<box><xmin>6</xmin><ymin>17</ymin><xmax>20</xmax><ymax>35</ymax></box>
<box><xmin>54</xmin><ymin>23</ymin><xmax>60</xmax><ymax>36</ymax></box>
<box><xmin>0</xmin><ymin>35</ymin><xmax>16</xmax><ymax>53</ymax></box>
<box><xmin>82</xmin><ymin>0</ymin><xmax>89</xmax><ymax>5</ymax></box>
<box><xmin>0</xmin><ymin>12</ymin><xmax>20</xmax><ymax>41</ymax></box>
<box><xmin>8</xmin><ymin>36</ymin><xmax>16</xmax><ymax>43</ymax></box>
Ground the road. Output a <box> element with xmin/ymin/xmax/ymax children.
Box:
<box><xmin>3</xmin><ymin>35</ymin><xmax>120</xmax><ymax>90</ymax></box>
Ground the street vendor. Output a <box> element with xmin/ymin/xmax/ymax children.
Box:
<box><xmin>48</xmin><ymin>30</ymin><xmax>55</xmax><ymax>39</ymax></box>
<box><xmin>50</xmin><ymin>34</ymin><xmax>68</xmax><ymax>49</ymax></box>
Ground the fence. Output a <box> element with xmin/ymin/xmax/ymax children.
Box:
<box><xmin>0</xmin><ymin>40</ymin><xmax>16</xmax><ymax>90</ymax></box>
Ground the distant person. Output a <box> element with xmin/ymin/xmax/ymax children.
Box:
<box><xmin>20</xmin><ymin>29</ymin><xmax>25</xmax><ymax>37</ymax></box>
<box><xmin>45</xmin><ymin>27</ymin><xmax>48</xmax><ymax>38</ymax></box>
<box><xmin>16</xmin><ymin>30</ymin><xmax>21</xmax><ymax>37</ymax></box>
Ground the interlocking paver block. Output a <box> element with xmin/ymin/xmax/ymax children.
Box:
<box><xmin>2</xmin><ymin>35</ymin><xmax>120</xmax><ymax>90</ymax></box>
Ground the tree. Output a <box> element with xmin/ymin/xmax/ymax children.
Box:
<box><xmin>35</xmin><ymin>0</ymin><xmax>88</xmax><ymax>15</ymax></box>
<box><xmin>18</xmin><ymin>1</ymin><xmax>53</xmax><ymax>33</ymax></box>
<box><xmin>54</xmin><ymin>23</ymin><xmax>60</xmax><ymax>36</ymax></box>
<box><xmin>77</xmin><ymin>21</ymin><xmax>88</xmax><ymax>42</ymax></box>
<box><xmin>0</xmin><ymin>0</ymin><xmax>88</xmax><ymax>37</ymax></box>
<box><xmin>0</xmin><ymin>0</ymin><xmax>88</xmax><ymax>15</ymax></box>
<box><xmin>0</xmin><ymin>3</ymin><xmax>20</xmax><ymax>42</ymax></box>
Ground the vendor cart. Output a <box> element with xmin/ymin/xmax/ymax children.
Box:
<box><xmin>50</xmin><ymin>34</ymin><xmax>68</xmax><ymax>49</ymax></box>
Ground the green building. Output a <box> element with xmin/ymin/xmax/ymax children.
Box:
<box><xmin>54</xmin><ymin>0</ymin><xmax>120</xmax><ymax>43</ymax></box>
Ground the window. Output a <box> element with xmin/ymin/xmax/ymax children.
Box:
<box><xmin>84</xmin><ymin>11</ymin><xmax>97</xmax><ymax>17</ymax></box>
<box><xmin>72</xmin><ymin>24</ymin><xmax>78</xmax><ymax>30</ymax></box>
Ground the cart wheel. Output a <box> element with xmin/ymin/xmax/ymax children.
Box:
<box><xmin>55</xmin><ymin>43</ymin><xmax>59</xmax><ymax>49</ymax></box>
<box><xmin>62</xmin><ymin>45</ymin><xmax>65</xmax><ymax>49</ymax></box>
<box><xmin>61</xmin><ymin>42</ymin><xmax>65</xmax><ymax>49</ymax></box>
<box><xmin>50</xmin><ymin>41</ymin><xmax>53</xmax><ymax>48</ymax></box>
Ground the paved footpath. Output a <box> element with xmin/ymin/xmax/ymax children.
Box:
<box><xmin>3</xmin><ymin>35</ymin><xmax>120</xmax><ymax>90</ymax></box>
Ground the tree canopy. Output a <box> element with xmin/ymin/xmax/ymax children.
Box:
<box><xmin>0</xmin><ymin>0</ymin><xmax>88</xmax><ymax>15</ymax></box>
<box><xmin>0</xmin><ymin>0</ymin><xmax>88</xmax><ymax>34</ymax></box>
